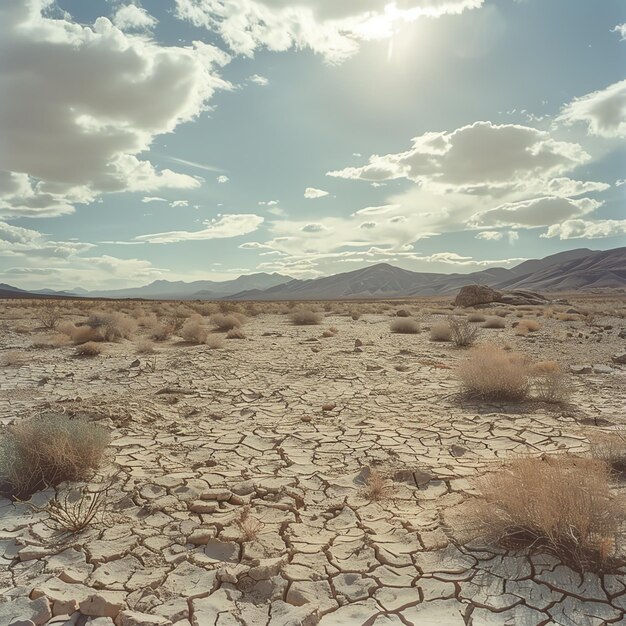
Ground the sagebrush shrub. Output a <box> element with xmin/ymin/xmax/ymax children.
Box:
<box><xmin>0</xmin><ymin>414</ymin><xmax>110</xmax><ymax>498</ymax></box>
<box><xmin>457</xmin><ymin>345</ymin><xmax>529</xmax><ymax>401</ymax></box>
<box><xmin>390</xmin><ymin>318</ymin><xmax>420</xmax><ymax>334</ymax></box>
<box><xmin>74</xmin><ymin>341</ymin><xmax>103</xmax><ymax>357</ymax></box>
<box><xmin>212</xmin><ymin>313</ymin><xmax>244</xmax><ymax>331</ymax></box>
<box><xmin>290</xmin><ymin>308</ymin><xmax>323</xmax><ymax>325</ymax></box>
<box><xmin>467</xmin><ymin>456</ymin><xmax>622</xmax><ymax>571</ymax></box>
<box><xmin>483</xmin><ymin>316</ymin><xmax>506</xmax><ymax>329</ymax></box>
<box><xmin>449</xmin><ymin>317</ymin><xmax>478</xmax><ymax>347</ymax></box>
<box><xmin>429</xmin><ymin>321</ymin><xmax>451</xmax><ymax>342</ymax></box>
<box><xmin>180</xmin><ymin>316</ymin><xmax>208</xmax><ymax>344</ymax></box>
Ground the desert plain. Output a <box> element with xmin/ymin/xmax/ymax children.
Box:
<box><xmin>0</xmin><ymin>293</ymin><xmax>625</xmax><ymax>626</ymax></box>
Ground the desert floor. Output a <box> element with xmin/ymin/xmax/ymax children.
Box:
<box><xmin>1</xmin><ymin>295</ymin><xmax>626</xmax><ymax>626</ymax></box>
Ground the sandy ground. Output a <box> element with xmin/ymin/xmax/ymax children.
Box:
<box><xmin>0</xmin><ymin>296</ymin><xmax>625</xmax><ymax>626</ymax></box>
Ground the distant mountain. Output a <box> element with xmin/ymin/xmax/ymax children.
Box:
<box><xmin>1</xmin><ymin>248</ymin><xmax>624</xmax><ymax>301</ymax></box>
<box><xmin>228</xmin><ymin>247</ymin><xmax>626</xmax><ymax>300</ymax></box>
<box><xmin>84</xmin><ymin>272</ymin><xmax>293</xmax><ymax>300</ymax></box>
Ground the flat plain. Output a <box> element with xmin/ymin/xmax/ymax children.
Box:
<box><xmin>1</xmin><ymin>293</ymin><xmax>625</xmax><ymax>626</ymax></box>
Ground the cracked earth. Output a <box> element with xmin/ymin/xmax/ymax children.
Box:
<box><xmin>1</xmin><ymin>299</ymin><xmax>625</xmax><ymax>626</ymax></box>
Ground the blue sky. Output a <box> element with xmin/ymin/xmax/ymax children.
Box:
<box><xmin>0</xmin><ymin>0</ymin><xmax>624</xmax><ymax>289</ymax></box>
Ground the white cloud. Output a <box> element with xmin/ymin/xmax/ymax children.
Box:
<box><xmin>558</xmin><ymin>79</ymin><xmax>626</xmax><ymax>138</ymax></box>
<box><xmin>328</xmin><ymin>122</ymin><xmax>590</xmax><ymax>188</ymax></box>
<box><xmin>304</xmin><ymin>187</ymin><xmax>329</xmax><ymax>199</ymax></box>
<box><xmin>217</xmin><ymin>175</ymin><xmax>230</xmax><ymax>183</ymax></box>
<box><xmin>0</xmin><ymin>1</ymin><xmax>229</xmax><ymax>217</ymax></box>
<box><xmin>469</xmin><ymin>196</ymin><xmax>601</xmax><ymax>229</ymax></box>
<box><xmin>612</xmin><ymin>23</ymin><xmax>626</xmax><ymax>40</ymax></box>
<box><xmin>112</xmin><ymin>4</ymin><xmax>157</xmax><ymax>31</ymax></box>
<box><xmin>249</xmin><ymin>74</ymin><xmax>269</xmax><ymax>86</ymax></box>
<box><xmin>134</xmin><ymin>213</ymin><xmax>263</xmax><ymax>243</ymax></box>
<box><xmin>142</xmin><ymin>196</ymin><xmax>167</xmax><ymax>203</ymax></box>
<box><xmin>542</xmin><ymin>219</ymin><xmax>626</xmax><ymax>240</ymax></box>
<box><xmin>175</xmin><ymin>0</ymin><xmax>484</xmax><ymax>63</ymax></box>
<box><xmin>170</xmin><ymin>200</ymin><xmax>189</xmax><ymax>207</ymax></box>
<box><xmin>475</xmin><ymin>230</ymin><xmax>503</xmax><ymax>241</ymax></box>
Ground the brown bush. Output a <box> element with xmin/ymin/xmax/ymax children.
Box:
<box><xmin>180</xmin><ymin>317</ymin><xmax>208</xmax><ymax>344</ymax></box>
<box><xmin>290</xmin><ymin>308</ymin><xmax>323</xmax><ymax>325</ymax></box>
<box><xmin>449</xmin><ymin>317</ymin><xmax>478</xmax><ymax>347</ymax></box>
<box><xmin>226</xmin><ymin>328</ymin><xmax>246</xmax><ymax>339</ymax></box>
<box><xmin>518</xmin><ymin>319</ymin><xmax>541</xmax><ymax>332</ymax></box>
<box><xmin>0</xmin><ymin>414</ymin><xmax>110</xmax><ymax>498</ymax></box>
<box><xmin>395</xmin><ymin>309</ymin><xmax>411</xmax><ymax>317</ymax></box>
<box><xmin>590</xmin><ymin>434</ymin><xmax>626</xmax><ymax>474</ymax></box>
<box><xmin>206</xmin><ymin>335</ymin><xmax>224</xmax><ymax>349</ymax></box>
<box><xmin>390</xmin><ymin>318</ymin><xmax>420</xmax><ymax>334</ymax></box>
<box><xmin>150</xmin><ymin>323</ymin><xmax>173</xmax><ymax>342</ymax></box>
<box><xmin>429</xmin><ymin>321</ymin><xmax>452</xmax><ymax>342</ymax></box>
<box><xmin>87</xmin><ymin>311</ymin><xmax>137</xmax><ymax>341</ymax></box>
<box><xmin>467</xmin><ymin>313</ymin><xmax>486</xmax><ymax>323</ymax></box>
<box><xmin>212</xmin><ymin>313</ymin><xmax>244</xmax><ymax>331</ymax></box>
<box><xmin>135</xmin><ymin>338</ymin><xmax>156</xmax><ymax>354</ymax></box>
<box><xmin>37</xmin><ymin>305</ymin><xmax>62</xmax><ymax>330</ymax></box>
<box><xmin>59</xmin><ymin>323</ymin><xmax>103</xmax><ymax>345</ymax></box>
<box><xmin>74</xmin><ymin>341</ymin><xmax>103</xmax><ymax>357</ymax></box>
<box><xmin>457</xmin><ymin>345</ymin><xmax>529</xmax><ymax>401</ymax></box>
<box><xmin>2</xmin><ymin>350</ymin><xmax>27</xmax><ymax>367</ymax></box>
<box><xmin>483</xmin><ymin>316</ymin><xmax>506</xmax><ymax>329</ymax></box>
<box><xmin>466</xmin><ymin>456</ymin><xmax>623</xmax><ymax>570</ymax></box>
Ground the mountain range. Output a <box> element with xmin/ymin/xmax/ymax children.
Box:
<box><xmin>1</xmin><ymin>247</ymin><xmax>624</xmax><ymax>301</ymax></box>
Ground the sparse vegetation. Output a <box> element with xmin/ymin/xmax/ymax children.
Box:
<box><xmin>390</xmin><ymin>318</ymin><xmax>420</xmax><ymax>334</ymax></box>
<box><xmin>237</xmin><ymin>507</ymin><xmax>263</xmax><ymax>542</ymax></box>
<box><xmin>74</xmin><ymin>341</ymin><xmax>103</xmax><ymax>357</ymax></box>
<box><xmin>226</xmin><ymin>328</ymin><xmax>246</xmax><ymax>339</ymax></box>
<box><xmin>0</xmin><ymin>414</ymin><xmax>110</xmax><ymax>498</ymax></box>
<box><xmin>466</xmin><ymin>456</ymin><xmax>623</xmax><ymax>571</ymax></box>
<box><xmin>449</xmin><ymin>317</ymin><xmax>479</xmax><ymax>347</ymax></box>
<box><xmin>482</xmin><ymin>316</ymin><xmax>506</xmax><ymax>329</ymax></box>
<box><xmin>429</xmin><ymin>321</ymin><xmax>452</xmax><ymax>342</ymax></box>
<box><xmin>467</xmin><ymin>313</ymin><xmax>486</xmax><ymax>323</ymax></box>
<box><xmin>290</xmin><ymin>308</ymin><xmax>323</xmax><ymax>325</ymax></box>
<box><xmin>180</xmin><ymin>316</ymin><xmax>208</xmax><ymax>344</ymax></box>
<box><xmin>362</xmin><ymin>469</ymin><xmax>390</xmax><ymax>501</ymax></box>
<box><xmin>457</xmin><ymin>345</ymin><xmax>529</xmax><ymax>401</ymax></box>
<box><xmin>2</xmin><ymin>349</ymin><xmax>27</xmax><ymax>367</ymax></box>
<box><xmin>206</xmin><ymin>335</ymin><xmax>224</xmax><ymax>349</ymax></box>
<box><xmin>212</xmin><ymin>313</ymin><xmax>244</xmax><ymax>331</ymax></box>
<box><xmin>135</xmin><ymin>337</ymin><xmax>156</xmax><ymax>354</ymax></box>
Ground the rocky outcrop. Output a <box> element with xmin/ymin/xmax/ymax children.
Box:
<box><xmin>455</xmin><ymin>285</ymin><xmax>550</xmax><ymax>307</ymax></box>
<box><xmin>453</xmin><ymin>285</ymin><xmax>502</xmax><ymax>307</ymax></box>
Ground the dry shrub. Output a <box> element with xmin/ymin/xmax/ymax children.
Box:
<box><xmin>0</xmin><ymin>414</ymin><xmax>110</xmax><ymax>498</ymax></box>
<box><xmin>180</xmin><ymin>316</ymin><xmax>208</xmax><ymax>344</ymax></box>
<box><xmin>362</xmin><ymin>469</ymin><xmax>390</xmax><ymax>501</ymax></box>
<box><xmin>32</xmin><ymin>333</ymin><xmax>70</xmax><ymax>349</ymax></box>
<box><xmin>135</xmin><ymin>338</ymin><xmax>156</xmax><ymax>354</ymax></box>
<box><xmin>467</xmin><ymin>313</ymin><xmax>486</xmax><ymax>323</ymax></box>
<box><xmin>531</xmin><ymin>369</ymin><xmax>570</xmax><ymax>404</ymax></box>
<box><xmin>483</xmin><ymin>316</ymin><xmax>506</xmax><ymax>329</ymax></box>
<box><xmin>37</xmin><ymin>305</ymin><xmax>62</xmax><ymax>330</ymax></box>
<box><xmin>457</xmin><ymin>345</ymin><xmax>529</xmax><ymax>401</ymax></box>
<box><xmin>60</xmin><ymin>323</ymin><xmax>102</xmax><ymax>345</ymax></box>
<box><xmin>396</xmin><ymin>309</ymin><xmax>411</xmax><ymax>317</ymax></box>
<box><xmin>449</xmin><ymin>317</ymin><xmax>478</xmax><ymax>347</ymax></box>
<box><xmin>290</xmin><ymin>308</ymin><xmax>323</xmax><ymax>325</ymax></box>
<box><xmin>350</xmin><ymin>310</ymin><xmax>361</xmax><ymax>321</ymax></box>
<box><xmin>218</xmin><ymin>301</ymin><xmax>242</xmax><ymax>315</ymax></box>
<box><xmin>515</xmin><ymin>324</ymin><xmax>530</xmax><ymax>337</ymax></box>
<box><xmin>74</xmin><ymin>341</ymin><xmax>103</xmax><ymax>357</ymax></box>
<box><xmin>237</xmin><ymin>507</ymin><xmax>263</xmax><ymax>542</ymax></box>
<box><xmin>87</xmin><ymin>311</ymin><xmax>137</xmax><ymax>341</ymax></box>
<box><xmin>136</xmin><ymin>312</ymin><xmax>158</xmax><ymax>328</ymax></box>
<box><xmin>430</xmin><ymin>321</ymin><xmax>452</xmax><ymax>342</ymax></box>
<box><xmin>150</xmin><ymin>323</ymin><xmax>173</xmax><ymax>342</ymax></box>
<box><xmin>226</xmin><ymin>328</ymin><xmax>246</xmax><ymax>339</ymax></box>
<box><xmin>212</xmin><ymin>313</ymin><xmax>244</xmax><ymax>331</ymax></box>
<box><xmin>2</xmin><ymin>350</ymin><xmax>27</xmax><ymax>367</ymax></box>
<box><xmin>557</xmin><ymin>313</ymin><xmax>579</xmax><ymax>322</ymax></box>
<box><xmin>390</xmin><ymin>318</ymin><xmax>420</xmax><ymax>334</ymax></box>
<box><xmin>590</xmin><ymin>434</ymin><xmax>626</xmax><ymax>474</ymax></box>
<box><xmin>206</xmin><ymin>335</ymin><xmax>224</xmax><ymax>349</ymax></box>
<box><xmin>518</xmin><ymin>319</ymin><xmax>541</xmax><ymax>332</ymax></box>
<box><xmin>467</xmin><ymin>456</ymin><xmax>623</xmax><ymax>571</ymax></box>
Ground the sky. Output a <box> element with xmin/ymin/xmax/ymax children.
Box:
<box><xmin>0</xmin><ymin>0</ymin><xmax>624</xmax><ymax>291</ymax></box>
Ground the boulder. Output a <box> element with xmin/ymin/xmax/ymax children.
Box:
<box><xmin>612</xmin><ymin>352</ymin><xmax>626</xmax><ymax>365</ymax></box>
<box><xmin>454</xmin><ymin>285</ymin><xmax>501</xmax><ymax>308</ymax></box>
<box><xmin>497</xmin><ymin>290</ymin><xmax>550</xmax><ymax>306</ymax></box>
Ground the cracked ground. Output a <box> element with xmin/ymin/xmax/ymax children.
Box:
<box><xmin>0</xmin><ymin>297</ymin><xmax>625</xmax><ymax>626</ymax></box>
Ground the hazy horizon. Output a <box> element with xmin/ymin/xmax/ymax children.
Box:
<box><xmin>1</xmin><ymin>0</ymin><xmax>625</xmax><ymax>291</ymax></box>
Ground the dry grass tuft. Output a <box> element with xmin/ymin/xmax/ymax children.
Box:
<box><xmin>212</xmin><ymin>313</ymin><xmax>244</xmax><ymax>331</ymax></box>
<box><xmin>0</xmin><ymin>414</ymin><xmax>110</xmax><ymax>498</ymax></box>
<box><xmin>390</xmin><ymin>318</ymin><xmax>420</xmax><ymax>334</ymax></box>
<box><xmin>237</xmin><ymin>507</ymin><xmax>264</xmax><ymax>542</ymax></box>
<box><xmin>457</xmin><ymin>345</ymin><xmax>529</xmax><ymax>401</ymax></box>
<box><xmin>483</xmin><ymin>316</ymin><xmax>506</xmax><ymax>329</ymax></box>
<box><xmin>206</xmin><ymin>335</ymin><xmax>224</xmax><ymax>349</ymax></box>
<box><xmin>74</xmin><ymin>341</ymin><xmax>103</xmax><ymax>357</ymax></box>
<box><xmin>466</xmin><ymin>456</ymin><xmax>623</xmax><ymax>571</ymax></box>
<box><xmin>362</xmin><ymin>469</ymin><xmax>390</xmax><ymax>501</ymax></box>
<box><xmin>226</xmin><ymin>328</ymin><xmax>246</xmax><ymax>339</ymax></box>
<box><xmin>135</xmin><ymin>337</ymin><xmax>156</xmax><ymax>354</ymax></box>
<box><xmin>180</xmin><ymin>316</ymin><xmax>208</xmax><ymax>344</ymax></box>
<box><xmin>518</xmin><ymin>319</ymin><xmax>541</xmax><ymax>332</ymax></box>
<box><xmin>429</xmin><ymin>321</ymin><xmax>452</xmax><ymax>342</ymax></box>
<box><xmin>590</xmin><ymin>434</ymin><xmax>626</xmax><ymax>474</ymax></box>
<box><xmin>290</xmin><ymin>308</ymin><xmax>323</xmax><ymax>325</ymax></box>
<box><xmin>87</xmin><ymin>311</ymin><xmax>137</xmax><ymax>341</ymax></box>
<box><xmin>467</xmin><ymin>313</ymin><xmax>486</xmax><ymax>323</ymax></box>
<box><xmin>449</xmin><ymin>317</ymin><xmax>479</xmax><ymax>347</ymax></box>
<box><xmin>2</xmin><ymin>349</ymin><xmax>27</xmax><ymax>367</ymax></box>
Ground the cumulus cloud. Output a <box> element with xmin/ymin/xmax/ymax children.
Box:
<box><xmin>558</xmin><ymin>79</ymin><xmax>626</xmax><ymax>138</ymax></box>
<box><xmin>175</xmin><ymin>0</ymin><xmax>484</xmax><ymax>63</ymax></box>
<box><xmin>112</xmin><ymin>4</ymin><xmax>157</xmax><ymax>31</ymax></box>
<box><xmin>249</xmin><ymin>74</ymin><xmax>269</xmax><ymax>86</ymax></box>
<box><xmin>217</xmin><ymin>175</ymin><xmax>230</xmax><ymax>183</ymax></box>
<box><xmin>170</xmin><ymin>200</ymin><xmax>189</xmax><ymax>207</ymax></box>
<box><xmin>0</xmin><ymin>220</ymin><xmax>94</xmax><ymax>258</ymax></box>
<box><xmin>469</xmin><ymin>196</ymin><xmax>601</xmax><ymax>229</ymax></box>
<box><xmin>612</xmin><ymin>23</ymin><xmax>626</xmax><ymax>40</ymax></box>
<box><xmin>542</xmin><ymin>219</ymin><xmax>626</xmax><ymax>240</ymax></box>
<box><xmin>304</xmin><ymin>187</ymin><xmax>329</xmax><ymax>199</ymax></box>
<box><xmin>142</xmin><ymin>196</ymin><xmax>167</xmax><ymax>203</ymax></box>
<box><xmin>328</xmin><ymin>122</ymin><xmax>590</xmax><ymax>188</ymax></box>
<box><xmin>0</xmin><ymin>1</ymin><xmax>229</xmax><ymax>217</ymax></box>
<box><xmin>134</xmin><ymin>213</ymin><xmax>263</xmax><ymax>243</ymax></box>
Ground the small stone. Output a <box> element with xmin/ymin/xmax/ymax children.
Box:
<box><xmin>612</xmin><ymin>352</ymin><xmax>626</xmax><ymax>364</ymax></box>
<box><xmin>321</xmin><ymin>403</ymin><xmax>336</xmax><ymax>412</ymax></box>
<box><xmin>200</xmin><ymin>488</ymin><xmax>232</xmax><ymax>501</ymax></box>
<box><xmin>593</xmin><ymin>364</ymin><xmax>613</xmax><ymax>374</ymax></box>
<box><xmin>187</xmin><ymin>528</ymin><xmax>216</xmax><ymax>545</ymax></box>
<box><xmin>570</xmin><ymin>365</ymin><xmax>592</xmax><ymax>374</ymax></box>
<box><xmin>115</xmin><ymin>610</ymin><xmax>173</xmax><ymax>625</ymax></box>
<box><xmin>189</xmin><ymin>501</ymin><xmax>218</xmax><ymax>514</ymax></box>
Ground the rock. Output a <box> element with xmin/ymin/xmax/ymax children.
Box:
<box><xmin>9</xmin><ymin>621</ymin><xmax>36</xmax><ymax>626</ymax></box>
<box><xmin>187</xmin><ymin>528</ymin><xmax>216</xmax><ymax>545</ymax></box>
<box><xmin>321</xmin><ymin>403</ymin><xmax>336</xmax><ymax>412</ymax></box>
<box><xmin>396</xmin><ymin>309</ymin><xmax>410</xmax><ymax>317</ymax></box>
<box><xmin>0</xmin><ymin>597</ymin><xmax>51</xmax><ymax>626</ymax></box>
<box><xmin>497</xmin><ymin>290</ymin><xmax>550</xmax><ymax>306</ymax></box>
<box><xmin>570</xmin><ymin>365</ymin><xmax>592</xmax><ymax>374</ymax></box>
<box><xmin>79</xmin><ymin>593</ymin><xmax>126</xmax><ymax>619</ymax></box>
<box><xmin>354</xmin><ymin>339</ymin><xmax>363</xmax><ymax>347</ymax></box>
<box><xmin>612</xmin><ymin>352</ymin><xmax>626</xmax><ymax>364</ymax></box>
<box><xmin>593</xmin><ymin>364</ymin><xmax>613</xmax><ymax>374</ymax></box>
<box><xmin>454</xmin><ymin>285</ymin><xmax>502</xmax><ymax>308</ymax></box>
<box><xmin>618</xmin><ymin>329</ymin><xmax>626</xmax><ymax>339</ymax></box>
